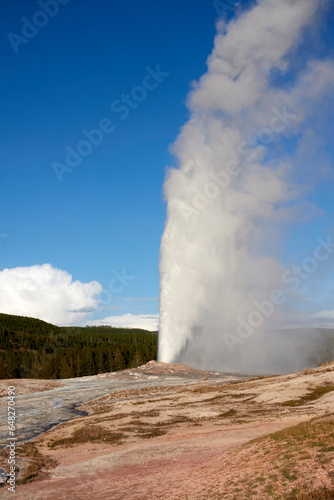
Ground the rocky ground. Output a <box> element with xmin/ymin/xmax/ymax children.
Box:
<box><xmin>0</xmin><ymin>361</ymin><xmax>334</xmax><ymax>499</ymax></box>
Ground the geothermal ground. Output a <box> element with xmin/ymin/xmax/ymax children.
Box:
<box><xmin>1</xmin><ymin>362</ymin><xmax>334</xmax><ymax>499</ymax></box>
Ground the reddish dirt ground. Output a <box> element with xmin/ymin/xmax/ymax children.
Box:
<box><xmin>1</xmin><ymin>361</ymin><xmax>334</xmax><ymax>499</ymax></box>
<box><xmin>0</xmin><ymin>379</ymin><xmax>66</xmax><ymax>399</ymax></box>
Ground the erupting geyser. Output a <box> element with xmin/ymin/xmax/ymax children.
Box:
<box><xmin>159</xmin><ymin>0</ymin><xmax>334</xmax><ymax>373</ymax></box>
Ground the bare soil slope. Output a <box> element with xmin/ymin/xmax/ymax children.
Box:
<box><xmin>1</xmin><ymin>361</ymin><xmax>334</xmax><ymax>499</ymax></box>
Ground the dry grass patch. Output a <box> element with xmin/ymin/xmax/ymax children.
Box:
<box><xmin>201</xmin><ymin>415</ymin><xmax>334</xmax><ymax>499</ymax></box>
<box><xmin>141</xmin><ymin>409</ymin><xmax>160</xmax><ymax>417</ymax></box>
<box><xmin>137</xmin><ymin>429</ymin><xmax>167</xmax><ymax>439</ymax></box>
<box><xmin>192</xmin><ymin>385</ymin><xmax>220</xmax><ymax>394</ymax></box>
<box><xmin>0</xmin><ymin>442</ymin><xmax>56</xmax><ymax>485</ymax></box>
<box><xmin>218</xmin><ymin>409</ymin><xmax>237</xmax><ymax>418</ymax></box>
<box><xmin>47</xmin><ymin>425</ymin><xmax>125</xmax><ymax>448</ymax></box>
<box><xmin>119</xmin><ymin>425</ymin><xmax>167</xmax><ymax>439</ymax></box>
<box><xmin>285</xmin><ymin>486</ymin><xmax>334</xmax><ymax>499</ymax></box>
<box><xmin>264</xmin><ymin>415</ymin><xmax>334</xmax><ymax>445</ymax></box>
<box><xmin>281</xmin><ymin>383</ymin><xmax>334</xmax><ymax>407</ymax></box>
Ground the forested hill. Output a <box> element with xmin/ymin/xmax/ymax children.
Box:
<box><xmin>0</xmin><ymin>313</ymin><xmax>157</xmax><ymax>380</ymax></box>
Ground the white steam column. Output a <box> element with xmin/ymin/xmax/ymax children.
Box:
<box><xmin>159</xmin><ymin>0</ymin><xmax>334</xmax><ymax>371</ymax></box>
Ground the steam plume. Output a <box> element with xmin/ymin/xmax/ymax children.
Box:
<box><xmin>159</xmin><ymin>0</ymin><xmax>334</xmax><ymax>373</ymax></box>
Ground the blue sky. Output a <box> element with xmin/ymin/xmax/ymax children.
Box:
<box><xmin>0</xmin><ymin>0</ymin><xmax>334</xmax><ymax>329</ymax></box>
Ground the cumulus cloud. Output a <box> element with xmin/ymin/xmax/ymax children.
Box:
<box><xmin>315</xmin><ymin>311</ymin><xmax>334</xmax><ymax>319</ymax></box>
<box><xmin>88</xmin><ymin>313</ymin><xmax>159</xmax><ymax>331</ymax></box>
<box><xmin>308</xmin><ymin>310</ymin><xmax>334</xmax><ymax>328</ymax></box>
<box><xmin>0</xmin><ymin>264</ymin><xmax>102</xmax><ymax>325</ymax></box>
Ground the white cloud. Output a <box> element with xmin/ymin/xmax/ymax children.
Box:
<box><xmin>307</xmin><ymin>310</ymin><xmax>334</xmax><ymax>328</ymax></box>
<box><xmin>0</xmin><ymin>264</ymin><xmax>102</xmax><ymax>325</ymax></box>
<box><xmin>88</xmin><ymin>313</ymin><xmax>159</xmax><ymax>331</ymax></box>
<box><xmin>311</xmin><ymin>310</ymin><xmax>334</xmax><ymax>320</ymax></box>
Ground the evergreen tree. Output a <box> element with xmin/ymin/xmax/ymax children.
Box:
<box><xmin>0</xmin><ymin>313</ymin><xmax>158</xmax><ymax>379</ymax></box>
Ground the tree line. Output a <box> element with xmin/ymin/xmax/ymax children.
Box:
<box><xmin>0</xmin><ymin>313</ymin><xmax>158</xmax><ymax>379</ymax></box>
